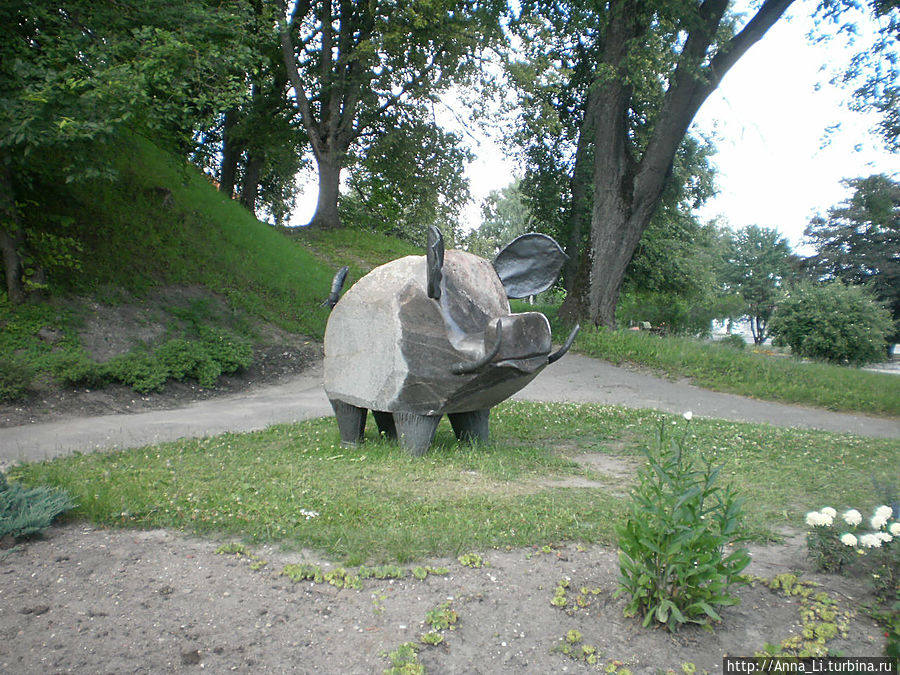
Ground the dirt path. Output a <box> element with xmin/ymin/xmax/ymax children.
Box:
<box><xmin>0</xmin><ymin>354</ymin><xmax>895</xmax><ymax>673</ymax></box>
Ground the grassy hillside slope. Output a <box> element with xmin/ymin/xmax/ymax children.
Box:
<box><xmin>0</xmin><ymin>135</ymin><xmax>419</xmax><ymax>401</ymax></box>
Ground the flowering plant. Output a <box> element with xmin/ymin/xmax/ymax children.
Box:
<box><xmin>804</xmin><ymin>504</ymin><xmax>899</xmax><ymax>598</ymax></box>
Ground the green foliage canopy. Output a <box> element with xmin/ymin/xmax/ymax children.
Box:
<box><xmin>720</xmin><ymin>226</ymin><xmax>798</xmax><ymax>344</ymax></box>
<box><xmin>279</xmin><ymin>0</ymin><xmax>505</xmax><ymax>230</ymax></box>
<box><xmin>769</xmin><ymin>280</ymin><xmax>894</xmax><ymax>365</ymax></box>
<box><xmin>804</xmin><ymin>174</ymin><xmax>900</xmax><ymax>342</ymax></box>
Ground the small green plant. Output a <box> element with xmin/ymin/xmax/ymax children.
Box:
<box><xmin>420</xmin><ymin>631</ymin><xmax>443</xmax><ymax>646</ymax></box>
<box><xmin>550</xmin><ymin>578</ymin><xmax>572</xmax><ymax>609</ymax></box>
<box><xmin>359</xmin><ymin>564</ymin><xmax>406</xmax><ymax>580</ymax></box>
<box><xmin>281</xmin><ymin>562</ymin><xmax>325</xmax><ymax>584</ymax></box>
<box><xmin>424</xmin><ymin>601</ymin><xmax>458</xmax><ymax>631</ymax></box>
<box><xmin>411</xmin><ymin>565</ymin><xmax>449</xmax><ymax>580</ymax></box>
<box><xmin>457</xmin><ymin>552</ymin><xmax>484</xmax><ymax>568</ymax></box>
<box><xmin>615</xmin><ymin>414</ymin><xmax>751</xmax><ymax>631</ymax></box>
<box><xmin>383</xmin><ymin>642</ymin><xmax>424</xmax><ymax>675</ymax></box>
<box><xmin>0</xmin><ymin>472</ymin><xmax>75</xmax><ymax>539</ymax></box>
<box><xmin>215</xmin><ymin>542</ymin><xmax>267</xmax><ymax>570</ymax></box>
<box><xmin>215</xmin><ymin>542</ymin><xmax>251</xmax><ymax>556</ymax></box>
<box><xmin>751</xmin><ymin>574</ymin><xmax>853</xmax><ymax>657</ymax></box>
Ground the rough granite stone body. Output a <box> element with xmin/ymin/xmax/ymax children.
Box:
<box><xmin>323</xmin><ymin>250</ymin><xmax>552</xmax><ymax>416</ymax></box>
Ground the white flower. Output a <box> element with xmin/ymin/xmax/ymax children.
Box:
<box><xmin>843</xmin><ymin>509</ymin><xmax>862</xmax><ymax>526</ymax></box>
<box><xmin>821</xmin><ymin>507</ymin><xmax>837</xmax><ymax>519</ymax></box>
<box><xmin>889</xmin><ymin>522</ymin><xmax>900</xmax><ymax>537</ymax></box>
<box><xmin>871</xmin><ymin>514</ymin><xmax>889</xmax><ymax>530</ymax></box>
<box><xmin>859</xmin><ymin>533</ymin><xmax>882</xmax><ymax>548</ymax></box>
<box><xmin>875</xmin><ymin>505</ymin><xmax>894</xmax><ymax>520</ymax></box>
<box><xmin>840</xmin><ymin>533</ymin><xmax>857</xmax><ymax>547</ymax></box>
<box><xmin>299</xmin><ymin>509</ymin><xmax>320</xmax><ymax>520</ymax></box>
<box><xmin>875</xmin><ymin>532</ymin><xmax>892</xmax><ymax>543</ymax></box>
<box><xmin>806</xmin><ymin>511</ymin><xmax>833</xmax><ymax>527</ymax></box>
<box><xmin>683</xmin><ymin>411</ymin><xmax>693</xmax><ymax>421</ymax></box>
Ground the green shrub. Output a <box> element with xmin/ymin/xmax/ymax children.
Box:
<box><xmin>0</xmin><ymin>355</ymin><xmax>34</xmax><ymax>402</ymax></box>
<box><xmin>720</xmin><ymin>334</ymin><xmax>747</xmax><ymax>350</ymax></box>
<box><xmin>615</xmin><ymin>417</ymin><xmax>751</xmax><ymax>631</ymax></box>
<box><xmin>769</xmin><ymin>281</ymin><xmax>894</xmax><ymax>366</ymax></box>
<box><xmin>104</xmin><ymin>351</ymin><xmax>169</xmax><ymax>393</ymax></box>
<box><xmin>616</xmin><ymin>290</ymin><xmax>715</xmax><ymax>337</ymax></box>
<box><xmin>102</xmin><ymin>329</ymin><xmax>251</xmax><ymax>393</ymax></box>
<box><xmin>197</xmin><ymin>327</ymin><xmax>252</xmax><ymax>373</ymax></box>
<box><xmin>49</xmin><ymin>350</ymin><xmax>109</xmax><ymax>388</ymax></box>
<box><xmin>155</xmin><ymin>338</ymin><xmax>206</xmax><ymax>381</ymax></box>
<box><xmin>1</xmin><ymin>472</ymin><xmax>75</xmax><ymax>539</ymax></box>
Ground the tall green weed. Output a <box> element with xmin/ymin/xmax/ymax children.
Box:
<box><xmin>615</xmin><ymin>417</ymin><xmax>751</xmax><ymax>631</ymax></box>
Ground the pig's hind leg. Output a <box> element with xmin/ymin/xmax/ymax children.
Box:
<box><xmin>448</xmin><ymin>410</ymin><xmax>490</xmax><ymax>444</ymax></box>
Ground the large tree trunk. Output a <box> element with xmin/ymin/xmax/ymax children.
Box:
<box><xmin>563</xmin><ymin>98</ymin><xmax>596</xmax><ymax>293</ymax></box>
<box><xmin>308</xmin><ymin>153</ymin><xmax>342</xmax><ymax>229</ymax></box>
<box><xmin>581</xmin><ymin>0</ymin><xmax>795</xmax><ymax>328</ymax></box>
<box><xmin>239</xmin><ymin>149</ymin><xmax>264</xmax><ymax>213</ymax></box>
<box><xmin>0</xmin><ymin>165</ymin><xmax>26</xmax><ymax>304</ymax></box>
<box><xmin>219</xmin><ymin>108</ymin><xmax>241</xmax><ymax>198</ymax></box>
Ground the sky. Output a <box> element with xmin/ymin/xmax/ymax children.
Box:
<box><xmin>691</xmin><ymin>0</ymin><xmax>897</xmax><ymax>252</ymax></box>
<box><xmin>293</xmin><ymin>0</ymin><xmax>897</xmax><ymax>252</ymax></box>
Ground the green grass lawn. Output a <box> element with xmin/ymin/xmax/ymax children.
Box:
<box><xmin>10</xmin><ymin>401</ymin><xmax>897</xmax><ymax>564</ymax></box>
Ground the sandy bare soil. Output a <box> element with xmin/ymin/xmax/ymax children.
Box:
<box><xmin>0</xmin><ymin>525</ymin><xmax>887</xmax><ymax>674</ymax></box>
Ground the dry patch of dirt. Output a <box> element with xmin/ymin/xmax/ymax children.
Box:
<box><xmin>542</xmin><ymin>451</ymin><xmax>639</xmax><ymax>494</ymax></box>
<box><xmin>0</xmin><ymin>526</ymin><xmax>886</xmax><ymax>674</ymax></box>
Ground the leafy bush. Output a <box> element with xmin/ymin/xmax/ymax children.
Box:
<box><xmin>102</xmin><ymin>329</ymin><xmax>252</xmax><ymax>393</ymax></box>
<box><xmin>104</xmin><ymin>350</ymin><xmax>169</xmax><ymax>393</ymax></box>
<box><xmin>769</xmin><ymin>281</ymin><xmax>894</xmax><ymax>366</ymax></box>
<box><xmin>48</xmin><ymin>350</ymin><xmax>109</xmax><ymax>388</ymax></box>
<box><xmin>0</xmin><ymin>355</ymin><xmax>34</xmax><ymax>402</ymax></box>
<box><xmin>197</xmin><ymin>326</ymin><xmax>252</xmax><ymax>374</ymax></box>
<box><xmin>615</xmin><ymin>415</ymin><xmax>751</xmax><ymax>631</ymax></box>
<box><xmin>1</xmin><ymin>472</ymin><xmax>75</xmax><ymax>539</ymax></box>
<box><xmin>616</xmin><ymin>290</ymin><xmax>716</xmax><ymax>337</ymax></box>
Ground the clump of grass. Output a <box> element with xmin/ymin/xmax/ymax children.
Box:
<box><xmin>1</xmin><ymin>472</ymin><xmax>75</xmax><ymax>540</ymax></box>
<box><xmin>8</xmin><ymin>402</ymin><xmax>897</xmax><ymax>564</ymax></box>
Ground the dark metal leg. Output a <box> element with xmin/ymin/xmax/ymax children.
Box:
<box><xmin>372</xmin><ymin>411</ymin><xmax>397</xmax><ymax>439</ymax></box>
<box><xmin>329</xmin><ymin>399</ymin><xmax>367</xmax><ymax>447</ymax></box>
<box><xmin>448</xmin><ymin>409</ymin><xmax>490</xmax><ymax>444</ymax></box>
<box><xmin>392</xmin><ymin>412</ymin><xmax>441</xmax><ymax>457</ymax></box>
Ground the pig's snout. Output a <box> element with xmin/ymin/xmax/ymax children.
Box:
<box><xmin>451</xmin><ymin>313</ymin><xmax>552</xmax><ymax>375</ymax></box>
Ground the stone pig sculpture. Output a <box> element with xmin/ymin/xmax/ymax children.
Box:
<box><xmin>323</xmin><ymin>226</ymin><xmax>580</xmax><ymax>455</ymax></box>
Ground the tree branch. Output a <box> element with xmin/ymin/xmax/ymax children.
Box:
<box><xmin>278</xmin><ymin>0</ymin><xmax>324</xmax><ymax>160</ymax></box>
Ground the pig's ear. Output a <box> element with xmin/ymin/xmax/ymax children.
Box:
<box><xmin>493</xmin><ymin>233</ymin><xmax>567</xmax><ymax>299</ymax></box>
<box><xmin>426</xmin><ymin>225</ymin><xmax>444</xmax><ymax>300</ymax></box>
